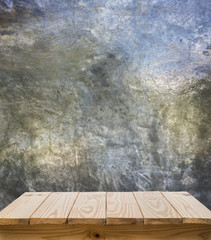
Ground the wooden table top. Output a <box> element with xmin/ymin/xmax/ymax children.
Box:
<box><xmin>0</xmin><ymin>192</ymin><xmax>210</xmax><ymax>225</ymax></box>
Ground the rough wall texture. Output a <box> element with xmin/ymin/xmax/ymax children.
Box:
<box><xmin>0</xmin><ymin>0</ymin><xmax>210</xmax><ymax>210</ymax></box>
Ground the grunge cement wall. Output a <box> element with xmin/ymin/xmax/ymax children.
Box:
<box><xmin>0</xmin><ymin>0</ymin><xmax>210</xmax><ymax>209</ymax></box>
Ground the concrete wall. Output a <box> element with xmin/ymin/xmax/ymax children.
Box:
<box><xmin>0</xmin><ymin>0</ymin><xmax>210</xmax><ymax>209</ymax></box>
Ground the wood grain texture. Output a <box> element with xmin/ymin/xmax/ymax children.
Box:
<box><xmin>134</xmin><ymin>191</ymin><xmax>182</xmax><ymax>224</ymax></box>
<box><xmin>0</xmin><ymin>192</ymin><xmax>50</xmax><ymax>225</ymax></box>
<box><xmin>0</xmin><ymin>192</ymin><xmax>210</xmax><ymax>227</ymax></box>
<box><xmin>162</xmin><ymin>192</ymin><xmax>211</xmax><ymax>224</ymax></box>
<box><xmin>68</xmin><ymin>192</ymin><xmax>106</xmax><ymax>224</ymax></box>
<box><xmin>0</xmin><ymin>224</ymin><xmax>211</xmax><ymax>240</ymax></box>
<box><xmin>107</xmin><ymin>192</ymin><xmax>143</xmax><ymax>225</ymax></box>
<box><xmin>30</xmin><ymin>192</ymin><xmax>78</xmax><ymax>224</ymax></box>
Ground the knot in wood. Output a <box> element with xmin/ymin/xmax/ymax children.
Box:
<box><xmin>90</xmin><ymin>231</ymin><xmax>104</xmax><ymax>239</ymax></box>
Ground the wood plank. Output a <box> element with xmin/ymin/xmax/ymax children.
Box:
<box><xmin>30</xmin><ymin>192</ymin><xmax>78</xmax><ymax>224</ymax></box>
<box><xmin>0</xmin><ymin>192</ymin><xmax>50</xmax><ymax>225</ymax></box>
<box><xmin>162</xmin><ymin>192</ymin><xmax>211</xmax><ymax>224</ymax></box>
<box><xmin>0</xmin><ymin>224</ymin><xmax>211</xmax><ymax>240</ymax></box>
<box><xmin>68</xmin><ymin>192</ymin><xmax>106</xmax><ymax>224</ymax></box>
<box><xmin>133</xmin><ymin>191</ymin><xmax>182</xmax><ymax>224</ymax></box>
<box><xmin>107</xmin><ymin>192</ymin><xmax>143</xmax><ymax>225</ymax></box>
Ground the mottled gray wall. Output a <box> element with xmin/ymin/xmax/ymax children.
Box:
<box><xmin>0</xmin><ymin>0</ymin><xmax>210</xmax><ymax>210</ymax></box>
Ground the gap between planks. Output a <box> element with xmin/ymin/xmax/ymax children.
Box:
<box><xmin>161</xmin><ymin>192</ymin><xmax>211</xmax><ymax>224</ymax></box>
<box><xmin>30</xmin><ymin>192</ymin><xmax>79</xmax><ymax>224</ymax></box>
<box><xmin>106</xmin><ymin>192</ymin><xmax>144</xmax><ymax>225</ymax></box>
<box><xmin>0</xmin><ymin>192</ymin><xmax>51</xmax><ymax>225</ymax></box>
<box><xmin>133</xmin><ymin>192</ymin><xmax>182</xmax><ymax>224</ymax></box>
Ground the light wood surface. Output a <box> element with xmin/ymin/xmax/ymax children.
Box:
<box><xmin>0</xmin><ymin>224</ymin><xmax>210</xmax><ymax>240</ymax></box>
<box><xmin>0</xmin><ymin>192</ymin><xmax>210</xmax><ymax>226</ymax></box>
<box><xmin>30</xmin><ymin>192</ymin><xmax>78</xmax><ymax>224</ymax></box>
<box><xmin>0</xmin><ymin>192</ymin><xmax>50</xmax><ymax>225</ymax></box>
<box><xmin>68</xmin><ymin>192</ymin><xmax>106</xmax><ymax>224</ymax></box>
<box><xmin>107</xmin><ymin>192</ymin><xmax>143</xmax><ymax>225</ymax></box>
<box><xmin>134</xmin><ymin>191</ymin><xmax>182</xmax><ymax>224</ymax></box>
<box><xmin>162</xmin><ymin>192</ymin><xmax>211</xmax><ymax>224</ymax></box>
